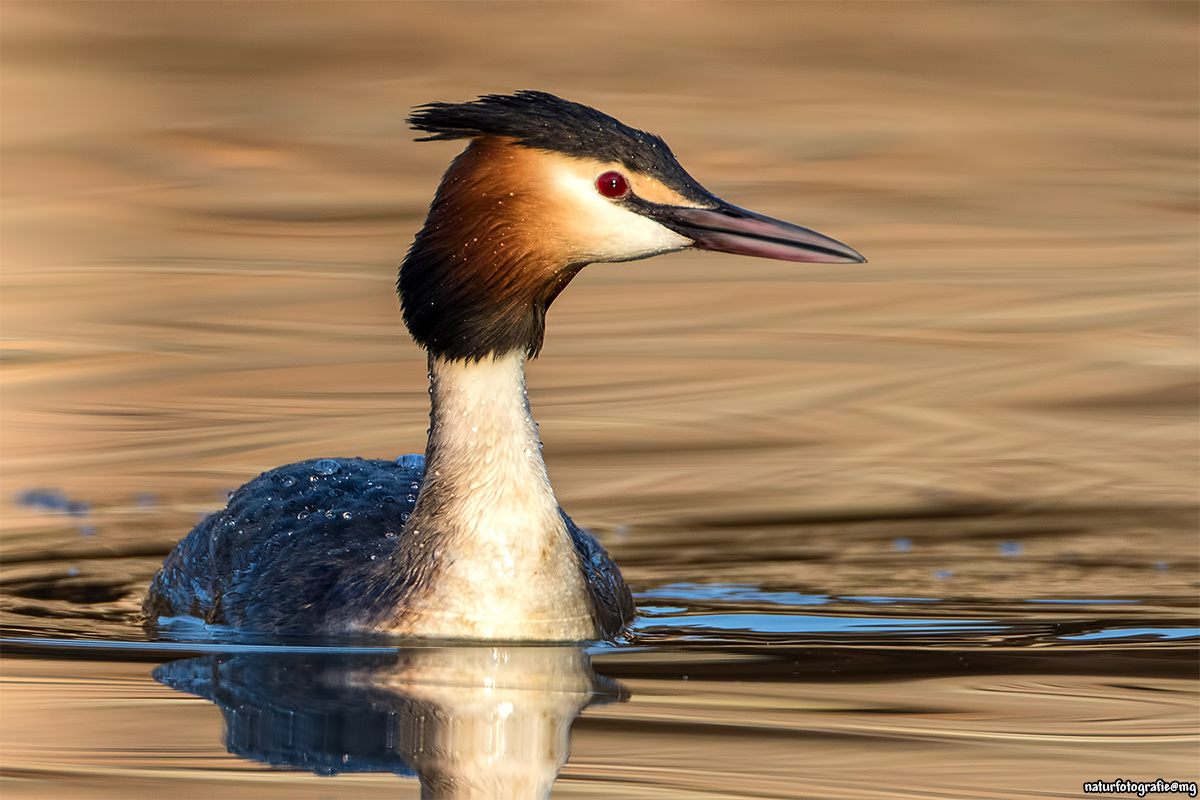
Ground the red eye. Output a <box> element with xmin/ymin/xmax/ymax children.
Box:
<box><xmin>596</xmin><ymin>170</ymin><xmax>630</xmax><ymax>199</ymax></box>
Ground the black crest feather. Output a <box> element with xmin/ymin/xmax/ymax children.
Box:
<box><xmin>408</xmin><ymin>90</ymin><xmax>705</xmax><ymax>197</ymax></box>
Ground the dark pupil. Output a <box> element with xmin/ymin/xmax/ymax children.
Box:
<box><xmin>597</xmin><ymin>171</ymin><xmax>628</xmax><ymax>198</ymax></box>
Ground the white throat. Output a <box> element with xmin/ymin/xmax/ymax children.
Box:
<box><xmin>403</xmin><ymin>351</ymin><xmax>594</xmax><ymax>639</ymax></box>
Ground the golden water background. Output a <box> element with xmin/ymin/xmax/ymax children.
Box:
<box><xmin>1</xmin><ymin>3</ymin><xmax>1197</xmax><ymax>798</ymax></box>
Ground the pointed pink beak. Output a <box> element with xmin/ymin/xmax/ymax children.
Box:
<box><xmin>633</xmin><ymin>197</ymin><xmax>865</xmax><ymax>264</ymax></box>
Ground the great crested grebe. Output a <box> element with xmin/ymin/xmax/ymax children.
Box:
<box><xmin>143</xmin><ymin>91</ymin><xmax>864</xmax><ymax>641</ymax></box>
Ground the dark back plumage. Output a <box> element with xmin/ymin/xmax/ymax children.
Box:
<box><xmin>143</xmin><ymin>456</ymin><xmax>633</xmax><ymax>636</ymax></box>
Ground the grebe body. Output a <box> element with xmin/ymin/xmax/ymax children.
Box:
<box><xmin>144</xmin><ymin>91</ymin><xmax>863</xmax><ymax>640</ymax></box>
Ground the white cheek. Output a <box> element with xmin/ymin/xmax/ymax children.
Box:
<box><xmin>550</xmin><ymin>171</ymin><xmax>692</xmax><ymax>262</ymax></box>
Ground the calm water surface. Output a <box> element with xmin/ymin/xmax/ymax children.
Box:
<box><xmin>2</xmin><ymin>3</ymin><xmax>1197</xmax><ymax>798</ymax></box>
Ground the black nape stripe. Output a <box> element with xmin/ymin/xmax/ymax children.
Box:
<box><xmin>398</xmin><ymin>241</ymin><xmax>556</xmax><ymax>362</ymax></box>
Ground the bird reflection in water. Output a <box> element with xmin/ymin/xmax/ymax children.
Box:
<box><xmin>153</xmin><ymin>645</ymin><xmax>625</xmax><ymax>798</ymax></box>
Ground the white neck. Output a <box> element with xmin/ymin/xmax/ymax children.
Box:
<box><xmin>402</xmin><ymin>351</ymin><xmax>594</xmax><ymax>639</ymax></box>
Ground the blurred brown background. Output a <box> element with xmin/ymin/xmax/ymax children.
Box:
<box><xmin>2</xmin><ymin>1</ymin><xmax>1196</xmax><ymax>576</ymax></box>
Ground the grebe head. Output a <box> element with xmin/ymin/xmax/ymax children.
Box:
<box><xmin>399</xmin><ymin>90</ymin><xmax>865</xmax><ymax>361</ymax></box>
